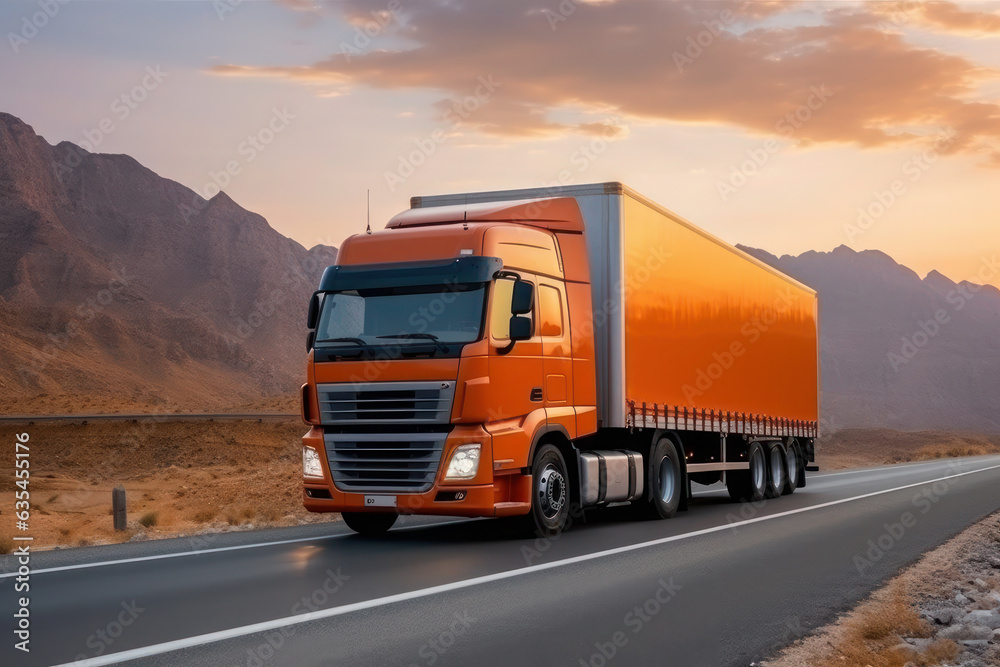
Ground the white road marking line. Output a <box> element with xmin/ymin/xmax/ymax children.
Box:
<box><xmin>54</xmin><ymin>461</ymin><xmax>1000</xmax><ymax>667</ymax></box>
<box><xmin>0</xmin><ymin>519</ymin><xmax>473</xmax><ymax>580</ymax></box>
<box><xmin>14</xmin><ymin>457</ymin><xmax>997</xmax><ymax>575</ymax></box>
<box><xmin>810</xmin><ymin>457</ymin><xmax>988</xmax><ymax>479</ymax></box>
<box><xmin>689</xmin><ymin>456</ymin><xmax>998</xmax><ymax>496</ymax></box>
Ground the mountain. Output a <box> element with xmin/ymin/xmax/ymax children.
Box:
<box><xmin>1</xmin><ymin>111</ymin><xmax>996</xmax><ymax>430</ymax></box>
<box><xmin>0</xmin><ymin>112</ymin><xmax>337</xmax><ymax>414</ymax></box>
<box><xmin>739</xmin><ymin>244</ymin><xmax>1000</xmax><ymax>433</ymax></box>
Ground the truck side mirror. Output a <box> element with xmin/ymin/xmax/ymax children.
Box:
<box><xmin>511</xmin><ymin>281</ymin><xmax>533</xmax><ymax>315</ymax></box>
<box><xmin>509</xmin><ymin>315</ymin><xmax>532</xmax><ymax>341</ymax></box>
<box><xmin>306</xmin><ymin>330</ymin><xmax>316</xmax><ymax>353</ymax></box>
<box><xmin>307</xmin><ymin>293</ymin><xmax>321</xmax><ymax>330</ymax></box>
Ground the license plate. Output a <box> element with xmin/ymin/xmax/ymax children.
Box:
<box><xmin>364</xmin><ymin>495</ymin><xmax>397</xmax><ymax>508</ymax></box>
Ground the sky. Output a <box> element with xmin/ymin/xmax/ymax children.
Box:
<box><xmin>2</xmin><ymin>0</ymin><xmax>999</xmax><ymax>287</ymax></box>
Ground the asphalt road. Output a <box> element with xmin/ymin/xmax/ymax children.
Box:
<box><xmin>4</xmin><ymin>455</ymin><xmax>1000</xmax><ymax>667</ymax></box>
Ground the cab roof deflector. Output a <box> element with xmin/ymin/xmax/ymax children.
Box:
<box><xmin>386</xmin><ymin>197</ymin><xmax>585</xmax><ymax>233</ymax></box>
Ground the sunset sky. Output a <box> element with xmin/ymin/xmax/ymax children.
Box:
<box><xmin>2</xmin><ymin>0</ymin><xmax>999</xmax><ymax>286</ymax></box>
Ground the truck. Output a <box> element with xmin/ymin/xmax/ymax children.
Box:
<box><xmin>300</xmin><ymin>182</ymin><xmax>819</xmax><ymax>536</ymax></box>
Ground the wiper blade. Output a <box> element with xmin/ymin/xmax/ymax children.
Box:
<box><xmin>319</xmin><ymin>337</ymin><xmax>368</xmax><ymax>350</ymax></box>
<box><xmin>376</xmin><ymin>333</ymin><xmax>448</xmax><ymax>352</ymax></box>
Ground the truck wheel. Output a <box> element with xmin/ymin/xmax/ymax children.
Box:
<box><xmin>633</xmin><ymin>437</ymin><xmax>682</xmax><ymax>520</ymax></box>
<box><xmin>726</xmin><ymin>442</ymin><xmax>767</xmax><ymax>503</ymax></box>
<box><xmin>530</xmin><ymin>444</ymin><xmax>571</xmax><ymax>536</ymax></box>
<box><xmin>782</xmin><ymin>442</ymin><xmax>801</xmax><ymax>495</ymax></box>
<box><xmin>765</xmin><ymin>442</ymin><xmax>786</xmax><ymax>499</ymax></box>
<box><xmin>342</xmin><ymin>512</ymin><xmax>398</xmax><ymax>536</ymax></box>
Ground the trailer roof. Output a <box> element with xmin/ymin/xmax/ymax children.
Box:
<box><xmin>411</xmin><ymin>181</ymin><xmax>817</xmax><ymax>296</ymax></box>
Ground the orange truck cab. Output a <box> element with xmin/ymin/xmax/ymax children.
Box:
<box><xmin>301</xmin><ymin>183</ymin><xmax>819</xmax><ymax>536</ymax></box>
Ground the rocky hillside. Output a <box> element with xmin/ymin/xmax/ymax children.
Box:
<box><xmin>741</xmin><ymin>245</ymin><xmax>1000</xmax><ymax>433</ymax></box>
<box><xmin>0</xmin><ymin>112</ymin><xmax>336</xmax><ymax>413</ymax></box>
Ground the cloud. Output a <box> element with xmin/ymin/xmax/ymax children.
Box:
<box><xmin>868</xmin><ymin>1</ymin><xmax>1000</xmax><ymax>34</ymax></box>
<box><xmin>222</xmin><ymin>0</ymin><xmax>1000</xmax><ymax>164</ymax></box>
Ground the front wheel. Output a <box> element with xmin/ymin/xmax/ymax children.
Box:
<box><xmin>530</xmin><ymin>444</ymin><xmax>571</xmax><ymax>537</ymax></box>
<box><xmin>342</xmin><ymin>512</ymin><xmax>398</xmax><ymax>536</ymax></box>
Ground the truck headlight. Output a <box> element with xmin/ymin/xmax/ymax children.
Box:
<box><xmin>444</xmin><ymin>443</ymin><xmax>481</xmax><ymax>480</ymax></box>
<box><xmin>302</xmin><ymin>446</ymin><xmax>324</xmax><ymax>478</ymax></box>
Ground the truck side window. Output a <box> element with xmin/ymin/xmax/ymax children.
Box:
<box><xmin>538</xmin><ymin>285</ymin><xmax>563</xmax><ymax>337</ymax></box>
<box><xmin>490</xmin><ymin>277</ymin><xmax>533</xmax><ymax>341</ymax></box>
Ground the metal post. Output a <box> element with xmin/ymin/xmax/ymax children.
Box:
<box><xmin>113</xmin><ymin>486</ymin><xmax>127</xmax><ymax>531</ymax></box>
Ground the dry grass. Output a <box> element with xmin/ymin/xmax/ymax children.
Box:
<box><xmin>815</xmin><ymin>429</ymin><xmax>1000</xmax><ymax>470</ymax></box>
<box><xmin>913</xmin><ymin>443</ymin><xmax>995</xmax><ymax>460</ymax></box>
<box><xmin>138</xmin><ymin>511</ymin><xmax>158</xmax><ymax>528</ymax></box>
<box><xmin>191</xmin><ymin>509</ymin><xmax>216</xmax><ymax>523</ymax></box>
<box><xmin>812</xmin><ymin>583</ymin><xmax>934</xmax><ymax>667</ymax></box>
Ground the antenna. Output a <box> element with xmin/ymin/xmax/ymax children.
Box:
<box><xmin>365</xmin><ymin>189</ymin><xmax>371</xmax><ymax>235</ymax></box>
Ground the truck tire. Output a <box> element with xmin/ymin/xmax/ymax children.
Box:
<box><xmin>765</xmin><ymin>442</ymin><xmax>786</xmax><ymax>499</ymax></box>
<box><xmin>530</xmin><ymin>444</ymin><xmax>571</xmax><ymax>536</ymax></box>
<box><xmin>782</xmin><ymin>442</ymin><xmax>801</xmax><ymax>495</ymax></box>
<box><xmin>342</xmin><ymin>512</ymin><xmax>398</xmax><ymax>536</ymax></box>
<box><xmin>726</xmin><ymin>442</ymin><xmax>766</xmax><ymax>503</ymax></box>
<box><xmin>633</xmin><ymin>437</ymin><xmax>682</xmax><ymax>520</ymax></box>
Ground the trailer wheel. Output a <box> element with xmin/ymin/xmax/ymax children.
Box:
<box><xmin>342</xmin><ymin>512</ymin><xmax>398</xmax><ymax>536</ymax></box>
<box><xmin>530</xmin><ymin>444</ymin><xmax>571</xmax><ymax>536</ymax></box>
<box><xmin>726</xmin><ymin>442</ymin><xmax>767</xmax><ymax>503</ymax></box>
<box><xmin>633</xmin><ymin>437</ymin><xmax>682</xmax><ymax>520</ymax></box>
<box><xmin>765</xmin><ymin>442</ymin><xmax>786</xmax><ymax>499</ymax></box>
<box><xmin>782</xmin><ymin>442</ymin><xmax>801</xmax><ymax>495</ymax></box>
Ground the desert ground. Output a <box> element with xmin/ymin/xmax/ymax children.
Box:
<box><xmin>0</xmin><ymin>418</ymin><xmax>330</xmax><ymax>552</ymax></box>
<box><xmin>1</xmin><ymin>421</ymin><xmax>999</xmax><ymax>552</ymax></box>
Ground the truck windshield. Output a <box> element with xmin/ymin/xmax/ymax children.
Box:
<box><xmin>315</xmin><ymin>284</ymin><xmax>486</xmax><ymax>346</ymax></box>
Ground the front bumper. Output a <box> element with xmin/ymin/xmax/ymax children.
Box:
<box><xmin>301</xmin><ymin>426</ymin><xmax>531</xmax><ymax>518</ymax></box>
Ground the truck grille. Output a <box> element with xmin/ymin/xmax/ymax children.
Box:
<box><xmin>317</xmin><ymin>381</ymin><xmax>456</xmax><ymax>493</ymax></box>
<box><xmin>323</xmin><ymin>432</ymin><xmax>447</xmax><ymax>493</ymax></box>
<box><xmin>317</xmin><ymin>381</ymin><xmax>455</xmax><ymax>425</ymax></box>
